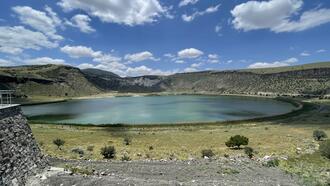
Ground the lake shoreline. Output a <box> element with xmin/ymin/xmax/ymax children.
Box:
<box><xmin>27</xmin><ymin>96</ymin><xmax>306</xmax><ymax>128</ymax></box>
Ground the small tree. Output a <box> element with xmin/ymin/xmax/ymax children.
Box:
<box><xmin>100</xmin><ymin>146</ymin><xmax>116</xmax><ymax>159</ymax></box>
<box><xmin>319</xmin><ymin>140</ymin><xmax>330</xmax><ymax>159</ymax></box>
<box><xmin>313</xmin><ymin>130</ymin><xmax>328</xmax><ymax>141</ymax></box>
<box><xmin>225</xmin><ymin>135</ymin><xmax>249</xmax><ymax>149</ymax></box>
<box><xmin>53</xmin><ymin>138</ymin><xmax>65</xmax><ymax>150</ymax></box>
<box><xmin>244</xmin><ymin>147</ymin><xmax>254</xmax><ymax>158</ymax></box>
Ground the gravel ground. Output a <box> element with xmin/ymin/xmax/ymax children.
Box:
<box><xmin>26</xmin><ymin>157</ymin><xmax>301</xmax><ymax>186</ymax></box>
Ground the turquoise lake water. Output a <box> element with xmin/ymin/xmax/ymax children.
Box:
<box><xmin>22</xmin><ymin>95</ymin><xmax>295</xmax><ymax>125</ymax></box>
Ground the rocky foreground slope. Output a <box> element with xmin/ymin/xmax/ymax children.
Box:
<box><xmin>27</xmin><ymin>158</ymin><xmax>301</xmax><ymax>186</ymax></box>
<box><xmin>1</xmin><ymin>62</ymin><xmax>330</xmax><ymax>97</ymax></box>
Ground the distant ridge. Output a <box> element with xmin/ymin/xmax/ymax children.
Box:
<box><xmin>1</xmin><ymin>61</ymin><xmax>330</xmax><ymax>97</ymax></box>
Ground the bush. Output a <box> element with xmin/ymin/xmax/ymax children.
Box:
<box><xmin>265</xmin><ymin>158</ymin><xmax>280</xmax><ymax>167</ymax></box>
<box><xmin>100</xmin><ymin>146</ymin><xmax>116</xmax><ymax>159</ymax></box>
<box><xmin>87</xmin><ymin>145</ymin><xmax>94</xmax><ymax>152</ymax></box>
<box><xmin>72</xmin><ymin>148</ymin><xmax>84</xmax><ymax>157</ymax></box>
<box><xmin>53</xmin><ymin>138</ymin><xmax>65</xmax><ymax>150</ymax></box>
<box><xmin>225</xmin><ymin>135</ymin><xmax>249</xmax><ymax>149</ymax></box>
<box><xmin>124</xmin><ymin>137</ymin><xmax>132</xmax><ymax>145</ymax></box>
<box><xmin>313</xmin><ymin>130</ymin><xmax>328</xmax><ymax>141</ymax></box>
<box><xmin>149</xmin><ymin>146</ymin><xmax>154</xmax><ymax>150</ymax></box>
<box><xmin>201</xmin><ymin>149</ymin><xmax>215</xmax><ymax>158</ymax></box>
<box><xmin>319</xmin><ymin>140</ymin><xmax>330</xmax><ymax>159</ymax></box>
<box><xmin>121</xmin><ymin>154</ymin><xmax>131</xmax><ymax>161</ymax></box>
<box><xmin>244</xmin><ymin>147</ymin><xmax>254</xmax><ymax>158</ymax></box>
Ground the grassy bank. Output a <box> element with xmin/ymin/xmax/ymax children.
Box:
<box><xmin>29</xmin><ymin>99</ymin><xmax>330</xmax><ymax>184</ymax></box>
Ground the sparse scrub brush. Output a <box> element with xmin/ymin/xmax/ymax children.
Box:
<box><xmin>319</xmin><ymin>140</ymin><xmax>330</xmax><ymax>159</ymax></box>
<box><xmin>313</xmin><ymin>130</ymin><xmax>328</xmax><ymax>141</ymax></box>
<box><xmin>201</xmin><ymin>149</ymin><xmax>215</xmax><ymax>158</ymax></box>
<box><xmin>53</xmin><ymin>138</ymin><xmax>65</xmax><ymax>150</ymax></box>
<box><xmin>100</xmin><ymin>146</ymin><xmax>116</xmax><ymax>159</ymax></box>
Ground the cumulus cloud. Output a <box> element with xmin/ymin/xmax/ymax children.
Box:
<box><xmin>66</xmin><ymin>14</ymin><xmax>95</xmax><ymax>33</ymax></box>
<box><xmin>207</xmin><ymin>54</ymin><xmax>220</xmax><ymax>64</ymax></box>
<box><xmin>58</xmin><ymin>0</ymin><xmax>170</xmax><ymax>26</ymax></box>
<box><xmin>179</xmin><ymin>0</ymin><xmax>199</xmax><ymax>7</ymax></box>
<box><xmin>0</xmin><ymin>26</ymin><xmax>58</xmax><ymax>54</ymax></box>
<box><xmin>24</xmin><ymin>57</ymin><xmax>66</xmax><ymax>65</ymax></box>
<box><xmin>124</xmin><ymin>51</ymin><xmax>158</xmax><ymax>63</ymax></box>
<box><xmin>175</xmin><ymin>60</ymin><xmax>185</xmax><ymax>64</ymax></box>
<box><xmin>12</xmin><ymin>6</ymin><xmax>63</xmax><ymax>40</ymax></box>
<box><xmin>182</xmin><ymin>4</ymin><xmax>220</xmax><ymax>22</ymax></box>
<box><xmin>248</xmin><ymin>57</ymin><xmax>298</xmax><ymax>68</ymax></box>
<box><xmin>300</xmin><ymin>52</ymin><xmax>310</xmax><ymax>56</ymax></box>
<box><xmin>231</xmin><ymin>0</ymin><xmax>330</xmax><ymax>33</ymax></box>
<box><xmin>178</xmin><ymin>48</ymin><xmax>204</xmax><ymax>59</ymax></box>
<box><xmin>60</xmin><ymin>45</ymin><xmax>102</xmax><ymax>58</ymax></box>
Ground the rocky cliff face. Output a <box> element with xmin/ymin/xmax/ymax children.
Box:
<box><xmin>0</xmin><ymin>106</ymin><xmax>47</xmax><ymax>186</ymax></box>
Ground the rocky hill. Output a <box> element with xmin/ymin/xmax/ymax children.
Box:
<box><xmin>1</xmin><ymin>62</ymin><xmax>330</xmax><ymax>97</ymax></box>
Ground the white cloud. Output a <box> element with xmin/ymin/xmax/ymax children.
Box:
<box><xmin>12</xmin><ymin>6</ymin><xmax>63</xmax><ymax>40</ymax></box>
<box><xmin>300</xmin><ymin>52</ymin><xmax>310</xmax><ymax>56</ymax></box>
<box><xmin>124</xmin><ymin>51</ymin><xmax>158</xmax><ymax>62</ymax></box>
<box><xmin>179</xmin><ymin>0</ymin><xmax>199</xmax><ymax>7</ymax></box>
<box><xmin>175</xmin><ymin>60</ymin><xmax>185</xmax><ymax>64</ymax></box>
<box><xmin>0</xmin><ymin>59</ymin><xmax>14</xmax><ymax>66</ymax></box>
<box><xmin>182</xmin><ymin>4</ymin><xmax>220</xmax><ymax>22</ymax></box>
<box><xmin>184</xmin><ymin>67</ymin><xmax>198</xmax><ymax>72</ymax></box>
<box><xmin>248</xmin><ymin>57</ymin><xmax>298</xmax><ymax>68</ymax></box>
<box><xmin>0</xmin><ymin>26</ymin><xmax>58</xmax><ymax>54</ymax></box>
<box><xmin>58</xmin><ymin>0</ymin><xmax>170</xmax><ymax>26</ymax></box>
<box><xmin>191</xmin><ymin>62</ymin><xmax>203</xmax><ymax>68</ymax></box>
<box><xmin>66</xmin><ymin>14</ymin><xmax>95</xmax><ymax>33</ymax></box>
<box><xmin>215</xmin><ymin>24</ymin><xmax>222</xmax><ymax>33</ymax></box>
<box><xmin>164</xmin><ymin>53</ymin><xmax>175</xmax><ymax>58</ymax></box>
<box><xmin>61</xmin><ymin>45</ymin><xmax>102</xmax><ymax>58</ymax></box>
<box><xmin>231</xmin><ymin>0</ymin><xmax>330</xmax><ymax>33</ymax></box>
<box><xmin>178</xmin><ymin>48</ymin><xmax>204</xmax><ymax>59</ymax></box>
<box><xmin>317</xmin><ymin>49</ymin><xmax>326</xmax><ymax>53</ymax></box>
<box><xmin>24</xmin><ymin>57</ymin><xmax>66</xmax><ymax>65</ymax></box>
<box><xmin>125</xmin><ymin>65</ymin><xmax>176</xmax><ymax>77</ymax></box>
<box><xmin>207</xmin><ymin>54</ymin><xmax>220</xmax><ymax>64</ymax></box>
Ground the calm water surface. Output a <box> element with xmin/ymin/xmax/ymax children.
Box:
<box><xmin>22</xmin><ymin>95</ymin><xmax>295</xmax><ymax>125</ymax></box>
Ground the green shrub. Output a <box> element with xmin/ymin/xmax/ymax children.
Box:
<box><xmin>71</xmin><ymin>148</ymin><xmax>84</xmax><ymax>157</ymax></box>
<box><xmin>201</xmin><ymin>149</ymin><xmax>215</xmax><ymax>158</ymax></box>
<box><xmin>100</xmin><ymin>146</ymin><xmax>116</xmax><ymax>159</ymax></box>
<box><xmin>265</xmin><ymin>158</ymin><xmax>280</xmax><ymax>167</ymax></box>
<box><xmin>319</xmin><ymin>139</ymin><xmax>330</xmax><ymax>159</ymax></box>
<box><xmin>124</xmin><ymin>137</ymin><xmax>132</xmax><ymax>145</ymax></box>
<box><xmin>149</xmin><ymin>146</ymin><xmax>154</xmax><ymax>150</ymax></box>
<box><xmin>244</xmin><ymin>147</ymin><xmax>254</xmax><ymax>158</ymax></box>
<box><xmin>313</xmin><ymin>130</ymin><xmax>328</xmax><ymax>141</ymax></box>
<box><xmin>121</xmin><ymin>154</ymin><xmax>131</xmax><ymax>161</ymax></box>
<box><xmin>53</xmin><ymin>138</ymin><xmax>65</xmax><ymax>150</ymax></box>
<box><xmin>225</xmin><ymin>135</ymin><xmax>249</xmax><ymax>149</ymax></box>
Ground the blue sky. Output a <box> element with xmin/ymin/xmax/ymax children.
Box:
<box><xmin>0</xmin><ymin>0</ymin><xmax>330</xmax><ymax>76</ymax></box>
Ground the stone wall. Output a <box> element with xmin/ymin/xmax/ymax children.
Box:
<box><xmin>0</xmin><ymin>106</ymin><xmax>47</xmax><ymax>186</ymax></box>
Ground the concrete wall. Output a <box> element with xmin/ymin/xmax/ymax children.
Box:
<box><xmin>0</xmin><ymin>106</ymin><xmax>47</xmax><ymax>186</ymax></box>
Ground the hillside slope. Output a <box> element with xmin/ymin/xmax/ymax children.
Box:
<box><xmin>1</xmin><ymin>62</ymin><xmax>330</xmax><ymax>97</ymax></box>
<box><xmin>0</xmin><ymin>65</ymin><xmax>100</xmax><ymax>97</ymax></box>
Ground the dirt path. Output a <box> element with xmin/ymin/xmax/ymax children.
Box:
<box><xmin>27</xmin><ymin>158</ymin><xmax>301</xmax><ymax>186</ymax></box>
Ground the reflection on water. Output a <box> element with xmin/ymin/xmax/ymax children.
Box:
<box><xmin>22</xmin><ymin>95</ymin><xmax>295</xmax><ymax>125</ymax></box>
